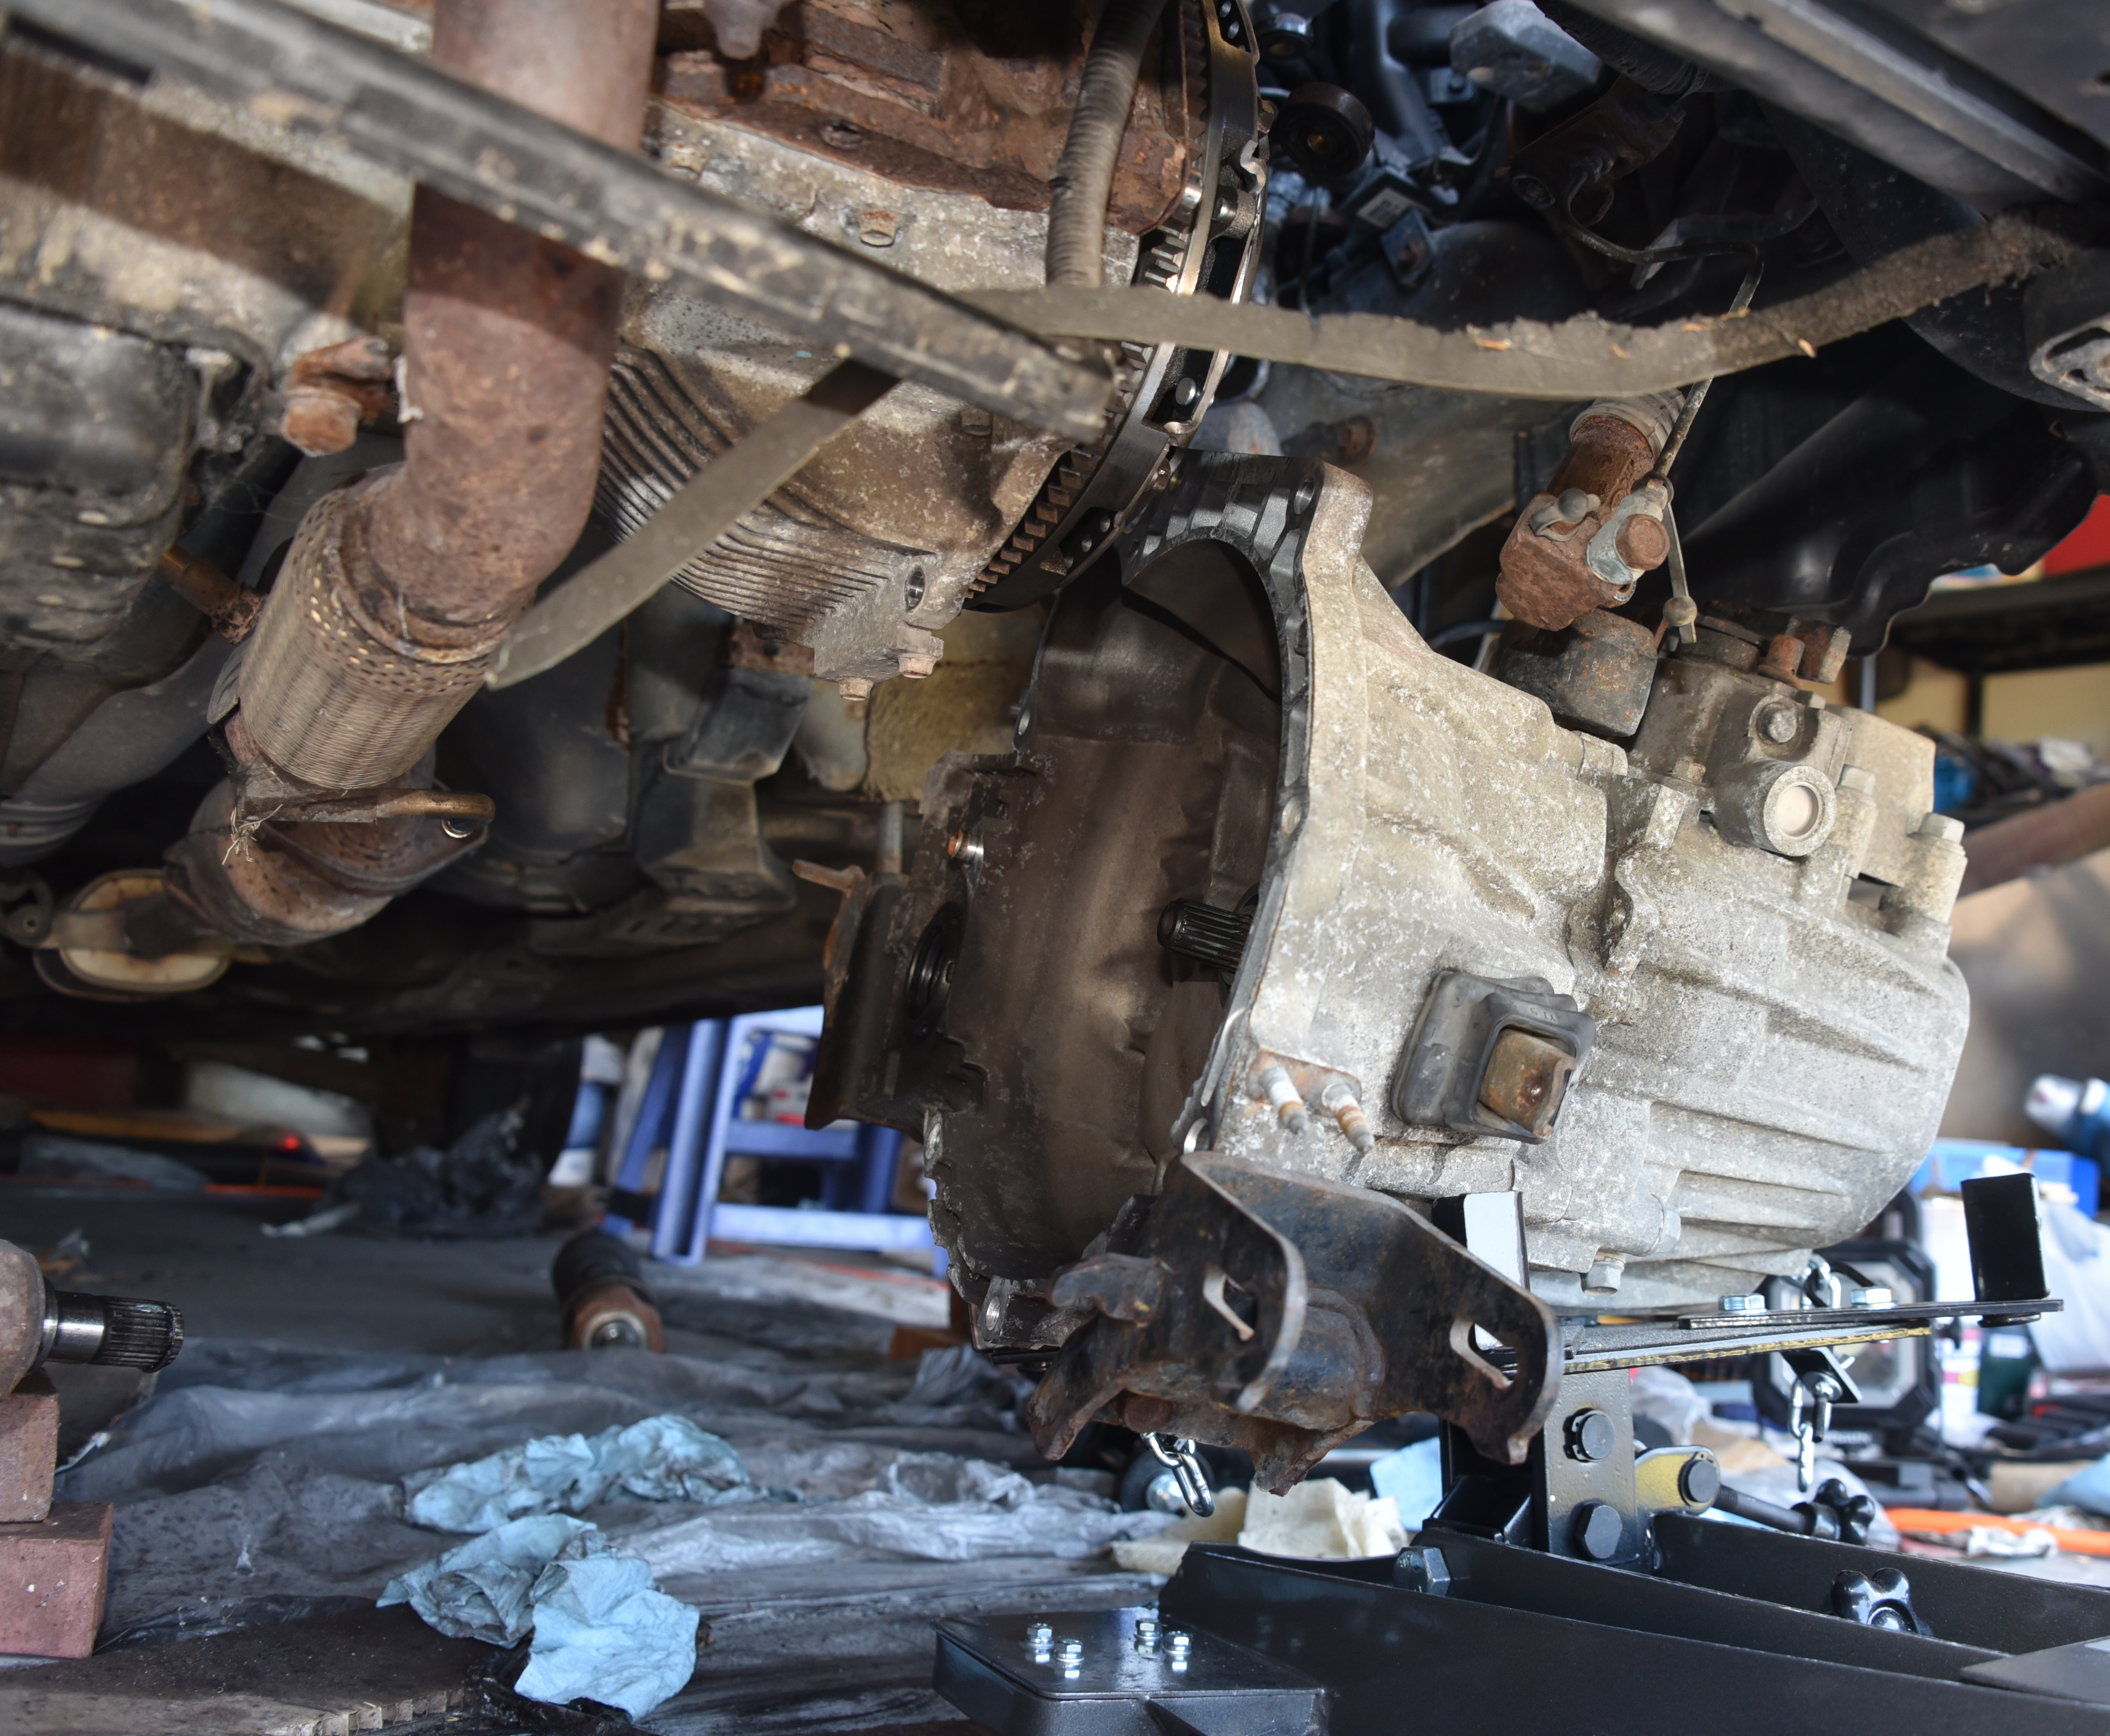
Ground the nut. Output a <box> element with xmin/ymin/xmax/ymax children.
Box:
<box><xmin>1613</xmin><ymin>514</ymin><xmax>1670</xmax><ymax>570</ymax></box>
<box><xmin>1757</xmin><ymin>632</ymin><xmax>1804</xmax><ymax>680</ymax></box>
<box><xmin>278</xmin><ymin>334</ymin><xmax>396</xmax><ymax>457</ymax></box>
<box><xmin>856</xmin><ymin>209</ymin><xmax>899</xmax><ymax>247</ymax></box>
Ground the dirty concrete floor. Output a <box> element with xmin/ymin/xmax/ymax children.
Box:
<box><xmin>2</xmin><ymin>1183</ymin><xmax>943</xmax><ymax>1361</ymax></box>
<box><xmin>3</xmin><ymin>1182</ymin><xmax>1018</xmax><ymax>1736</ymax></box>
<box><xmin>7</xmin><ymin>1184</ymin><xmax>570</xmax><ymax>1357</ymax></box>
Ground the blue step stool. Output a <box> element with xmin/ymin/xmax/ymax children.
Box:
<box><xmin>602</xmin><ymin>1007</ymin><xmax>932</xmax><ymax>1268</ymax></box>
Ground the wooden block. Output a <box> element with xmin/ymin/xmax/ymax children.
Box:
<box><xmin>0</xmin><ymin>1500</ymin><xmax>112</xmax><ymax>1659</ymax></box>
<box><xmin>0</xmin><ymin>1371</ymin><xmax>60</xmax><ymax>1525</ymax></box>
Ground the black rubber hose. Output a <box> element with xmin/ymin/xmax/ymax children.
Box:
<box><xmin>1046</xmin><ymin>0</ymin><xmax>1173</xmax><ymax>288</ymax></box>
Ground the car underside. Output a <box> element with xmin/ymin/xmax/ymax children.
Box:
<box><xmin>3</xmin><ymin>0</ymin><xmax>2108</xmax><ymax>1470</ymax></box>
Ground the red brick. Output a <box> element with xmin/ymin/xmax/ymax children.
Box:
<box><xmin>0</xmin><ymin>1501</ymin><xmax>112</xmax><ymax>1659</ymax></box>
<box><xmin>0</xmin><ymin>1372</ymin><xmax>59</xmax><ymax>1525</ymax></box>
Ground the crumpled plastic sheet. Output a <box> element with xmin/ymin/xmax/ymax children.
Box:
<box><xmin>404</xmin><ymin>1415</ymin><xmax>759</xmax><ymax>1533</ymax></box>
<box><xmin>617</xmin><ymin>1451</ymin><xmax>1166</xmax><ymax>1574</ymax></box>
<box><xmin>382</xmin><ymin>1514</ymin><xmax>601</xmax><ymax>1645</ymax></box>
<box><xmin>329</xmin><ymin>1105</ymin><xmax>546</xmax><ymax>1238</ymax></box>
<box><xmin>513</xmin><ymin>1549</ymin><xmax>701</xmax><ymax>1718</ymax></box>
<box><xmin>60</xmin><ymin>1338</ymin><xmax>1171</xmax><ymax>1646</ymax></box>
<box><xmin>381</xmin><ymin>1515</ymin><xmax>700</xmax><ymax>1718</ymax></box>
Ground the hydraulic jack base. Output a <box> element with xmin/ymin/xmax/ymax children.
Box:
<box><xmin>934</xmin><ymin>1175</ymin><xmax>2110</xmax><ymax>1733</ymax></box>
<box><xmin>937</xmin><ymin>1533</ymin><xmax>2110</xmax><ymax>1735</ymax></box>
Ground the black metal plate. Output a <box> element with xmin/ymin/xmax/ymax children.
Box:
<box><xmin>1967</xmin><ymin>1638</ymin><xmax>2110</xmax><ymax>1706</ymax></box>
<box><xmin>1160</xmin><ymin>1547</ymin><xmax>2110</xmax><ymax>1736</ymax></box>
<box><xmin>1654</xmin><ymin>1511</ymin><xmax>2110</xmax><ymax>1656</ymax></box>
<box><xmin>934</xmin><ymin>1608</ymin><xmax>1325</xmax><ymax>1736</ymax></box>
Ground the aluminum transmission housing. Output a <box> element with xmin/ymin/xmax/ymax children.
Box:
<box><xmin>814</xmin><ymin>451</ymin><xmax>1969</xmax><ymax>1476</ymax></box>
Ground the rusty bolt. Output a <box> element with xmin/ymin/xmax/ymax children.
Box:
<box><xmin>946</xmin><ymin>827</ymin><xmax>984</xmax><ymax>868</ymax></box>
<box><xmin>1257</xmin><ymin>1064</ymin><xmax>1311</xmax><ymax>1136</ymax></box>
<box><xmin>1757</xmin><ymin>633</ymin><xmax>1804</xmax><ymax>681</ymax></box>
<box><xmin>1614</xmin><ymin>514</ymin><xmax>1670</xmax><ymax>571</ymax></box>
<box><xmin>158</xmin><ymin>548</ymin><xmax>262</xmax><ymax>644</ymax></box>
<box><xmin>281</xmin><ymin>391</ymin><xmax>362</xmax><ymax>457</ymax></box>
<box><xmin>857</xmin><ymin>210</ymin><xmax>899</xmax><ymax>247</ymax></box>
<box><xmin>1323</xmin><ymin>415</ymin><xmax>1376</xmax><ymax>467</ymax></box>
<box><xmin>279</xmin><ymin>334</ymin><xmax>396</xmax><ymax>457</ymax></box>
<box><xmin>1479</xmin><ymin>1027</ymin><xmax>1578</xmax><ymax>1137</ymax></box>
<box><xmin>839</xmin><ymin>677</ymin><xmax>875</xmax><ymax>702</ymax></box>
<box><xmin>1320</xmin><ymin>1080</ymin><xmax>1375</xmax><ymax>1155</ymax></box>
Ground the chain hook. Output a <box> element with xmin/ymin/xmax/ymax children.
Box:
<box><xmin>1144</xmin><ymin>1432</ymin><xmax>1215</xmax><ymax>1518</ymax></box>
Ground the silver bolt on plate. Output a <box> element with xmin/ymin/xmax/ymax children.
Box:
<box><xmin>1848</xmin><ymin>1286</ymin><xmax>1894</xmax><ymax>1309</ymax></box>
<box><xmin>1320</xmin><ymin>1080</ymin><xmax>1376</xmax><ymax>1154</ymax></box>
<box><xmin>1166</xmin><ymin>1631</ymin><xmax>1192</xmax><ymax>1672</ymax></box>
<box><xmin>1257</xmin><ymin>1064</ymin><xmax>1311</xmax><ymax>1135</ymax></box>
<box><xmin>1720</xmin><ymin>1293</ymin><xmax>1766</xmax><ymax>1314</ymax></box>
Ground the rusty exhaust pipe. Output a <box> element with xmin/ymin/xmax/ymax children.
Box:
<box><xmin>163</xmin><ymin>0</ymin><xmax>659</xmax><ymax>947</ymax></box>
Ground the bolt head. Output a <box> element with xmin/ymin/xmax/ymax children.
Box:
<box><xmin>1678</xmin><ymin>1454</ymin><xmax>1722</xmax><ymax>1506</ymax></box>
<box><xmin>1574</xmin><ymin>1500</ymin><xmax>1626</xmax><ymax>1562</ymax></box>
<box><xmin>1720</xmin><ymin>1293</ymin><xmax>1766</xmax><ymax>1314</ymax></box>
<box><xmin>1848</xmin><ymin>1286</ymin><xmax>1894</xmax><ymax>1309</ymax></box>
<box><xmin>1394</xmin><ymin>1545</ymin><xmax>1452</xmax><ymax>1595</ymax></box>
<box><xmin>1615</xmin><ymin>514</ymin><xmax>1671</xmax><ymax>570</ymax></box>
<box><xmin>1565</xmin><ymin>1407</ymin><xmax>1617</xmax><ymax>1463</ymax></box>
<box><xmin>1756</xmin><ymin>703</ymin><xmax>1798</xmax><ymax>744</ymax></box>
<box><xmin>1026</xmin><ymin>1621</ymin><xmax>1052</xmax><ymax>1645</ymax></box>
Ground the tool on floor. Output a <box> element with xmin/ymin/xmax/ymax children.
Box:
<box><xmin>552</xmin><ymin>1230</ymin><xmax>665</xmax><ymax>1352</ymax></box>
